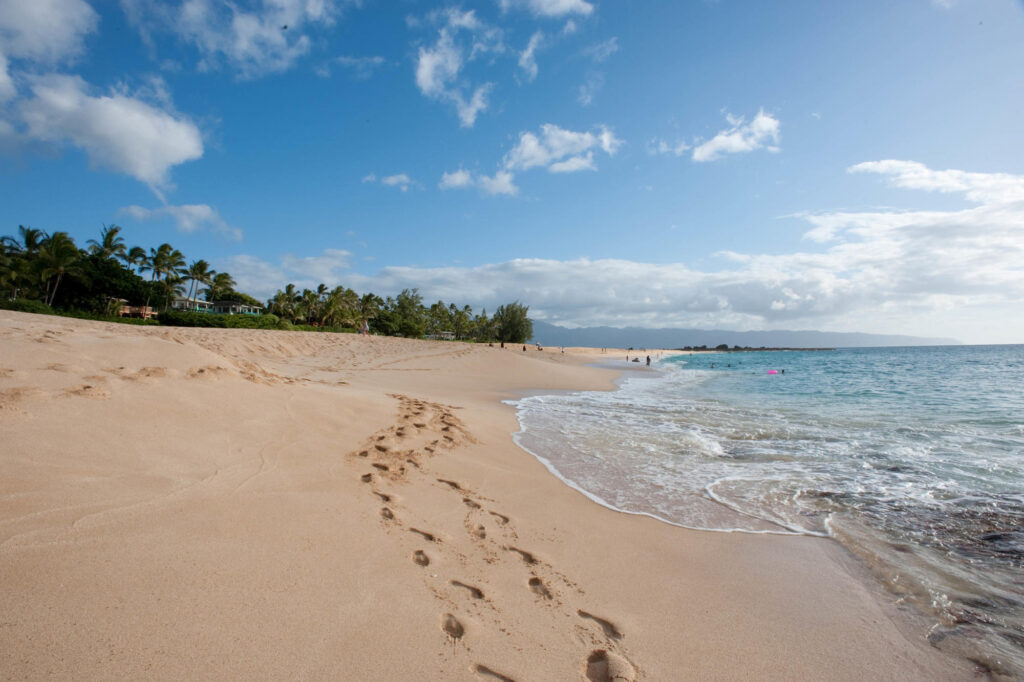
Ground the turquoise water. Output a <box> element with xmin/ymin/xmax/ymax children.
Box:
<box><xmin>513</xmin><ymin>345</ymin><xmax>1024</xmax><ymax>677</ymax></box>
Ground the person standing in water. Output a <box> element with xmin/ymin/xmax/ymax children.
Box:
<box><xmin>646</xmin><ymin>355</ymin><xmax>651</xmax><ymax>366</ymax></box>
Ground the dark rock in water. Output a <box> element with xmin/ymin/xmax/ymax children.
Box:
<box><xmin>976</xmin><ymin>531</ymin><xmax>1024</xmax><ymax>556</ymax></box>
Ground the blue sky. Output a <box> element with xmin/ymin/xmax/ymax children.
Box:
<box><xmin>2</xmin><ymin>0</ymin><xmax>1023</xmax><ymax>343</ymax></box>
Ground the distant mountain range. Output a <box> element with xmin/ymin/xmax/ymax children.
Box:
<box><xmin>528</xmin><ymin>321</ymin><xmax>960</xmax><ymax>349</ymax></box>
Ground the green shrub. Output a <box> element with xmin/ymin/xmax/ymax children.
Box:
<box><xmin>158</xmin><ymin>310</ymin><xmax>283</xmax><ymax>329</ymax></box>
<box><xmin>0</xmin><ymin>298</ymin><xmax>159</xmax><ymax>325</ymax></box>
<box><xmin>0</xmin><ymin>298</ymin><xmax>53</xmax><ymax>315</ymax></box>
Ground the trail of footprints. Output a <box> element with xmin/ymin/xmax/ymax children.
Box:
<box><xmin>350</xmin><ymin>394</ymin><xmax>638</xmax><ymax>681</ymax></box>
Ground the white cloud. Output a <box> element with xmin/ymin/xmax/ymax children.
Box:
<box><xmin>442</xmin><ymin>123</ymin><xmax>620</xmax><ymax>197</ymax></box>
<box><xmin>692</xmin><ymin>109</ymin><xmax>781</xmax><ymax>162</ymax></box>
<box><xmin>849</xmin><ymin>160</ymin><xmax>1024</xmax><ymax>205</ymax></box>
<box><xmin>227</xmin><ymin>161</ymin><xmax>1024</xmax><ymax>342</ymax></box>
<box><xmin>121</xmin><ymin>0</ymin><xmax>340</xmax><ymax>78</ymax></box>
<box><xmin>562</xmin><ymin>19</ymin><xmax>577</xmax><ymax>35</ymax></box>
<box><xmin>364</xmin><ymin>172</ymin><xmax>416</xmax><ymax>191</ymax></box>
<box><xmin>647</xmin><ymin>138</ymin><xmax>690</xmax><ymax>157</ymax></box>
<box><xmin>439</xmin><ymin>168</ymin><xmax>473</xmax><ymax>189</ymax></box>
<box><xmin>0</xmin><ymin>0</ymin><xmax>98</xmax><ymax>64</ymax></box>
<box><xmin>416</xmin><ymin>27</ymin><xmax>461</xmax><ymax>96</ymax></box>
<box><xmin>0</xmin><ymin>52</ymin><xmax>14</xmax><ymax>102</ymax></box>
<box><xmin>319</xmin><ymin>54</ymin><xmax>385</xmax><ymax>79</ymax></box>
<box><xmin>499</xmin><ymin>0</ymin><xmax>593</xmax><ymax>18</ymax></box>
<box><xmin>279</xmin><ymin>248</ymin><xmax>352</xmax><ymax>283</ymax></box>
<box><xmin>120</xmin><ymin>203</ymin><xmax>242</xmax><ymax>240</ymax></box>
<box><xmin>18</xmin><ymin>74</ymin><xmax>203</xmax><ymax>196</ymax></box>
<box><xmin>549</xmin><ymin>152</ymin><xmax>595</xmax><ymax>173</ymax></box>
<box><xmin>454</xmin><ymin>84</ymin><xmax>492</xmax><ymax>127</ymax></box>
<box><xmin>414</xmin><ymin>9</ymin><xmax>499</xmax><ymax>127</ymax></box>
<box><xmin>518</xmin><ymin>31</ymin><xmax>544</xmax><ymax>82</ymax></box>
<box><xmin>582</xmin><ymin>37</ymin><xmax>618</xmax><ymax>62</ymax></box>
<box><xmin>438</xmin><ymin>168</ymin><xmax>517</xmax><ymax>195</ymax></box>
<box><xmin>478</xmin><ymin>170</ymin><xmax>518</xmax><ymax>196</ymax></box>
<box><xmin>218</xmin><ymin>248</ymin><xmax>352</xmax><ymax>297</ymax></box>
<box><xmin>504</xmin><ymin>123</ymin><xmax>621</xmax><ymax>172</ymax></box>
<box><xmin>381</xmin><ymin>173</ymin><xmax>412</xmax><ymax>191</ymax></box>
<box><xmin>577</xmin><ymin>71</ymin><xmax>603</xmax><ymax>106</ymax></box>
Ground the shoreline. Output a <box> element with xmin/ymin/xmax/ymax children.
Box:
<box><xmin>0</xmin><ymin>311</ymin><xmax>974</xmax><ymax>680</ymax></box>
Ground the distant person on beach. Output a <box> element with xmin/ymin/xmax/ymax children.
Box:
<box><xmin>522</xmin><ymin>345</ymin><xmax>526</xmax><ymax>352</ymax></box>
<box><xmin>646</xmin><ymin>355</ymin><xmax>651</xmax><ymax>366</ymax></box>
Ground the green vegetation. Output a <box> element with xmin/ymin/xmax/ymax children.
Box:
<box><xmin>1</xmin><ymin>224</ymin><xmax>532</xmax><ymax>341</ymax></box>
<box><xmin>492</xmin><ymin>301</ymin><xmax>533</xmax><ymax>344</ymax></box>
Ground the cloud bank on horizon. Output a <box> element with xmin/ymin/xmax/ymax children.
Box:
<box><xmin>226</xmin><ymin>160</ymin><xmax>1024</xmax><ymax>339</ymax></box>
<box><xmin>1</xmin><ymin>0</ymin><xmax>1022</xmax><ymax>343</ymax></box>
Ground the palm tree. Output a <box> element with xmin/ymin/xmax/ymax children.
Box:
<box><xmin>1</xmin><ymin>226</ymin><xmax>46</xmax><ymax>256</ymax></box>
<box><xmin>269</xmin><ymin>283</ymin><xmax>299</xmax><ymax>321</ymax></box>
<box><xmin>184</xmin><ymin>259</ymin><xmax>214</xmax><ymax>310</ymax></box>
<box><xmin>160</xmin><ymin>273</ymin><xmax>186</xmax><ymax>310</ymax></box>
<box><xmin>322</xmin><ymin>286</ymin><xmax>359</xmax><ymax>327</ymax></box>
<box><xmin>451</xmin><ymin>304</ymin><xmax>472</xmax><ymax>340</ymax></box>
<box><xmin>37</xmin><ymin>232</ymin><xmax>80</xmax><ymax>306</ymax></box>
<box><xmin>124</xmin><ymin>245</ymin><xmax>147</xmax><ymax>274</ymax></box>
<box><xmin>205</xmin><ymin>271</ymin><xmax>236</xmax><ymax>302</ymax></box>
<box><xmin>358</xmin><ymin>293</ymin><xmax>382</xmax><ymax>333</ymax></box>
<box><xmin>87</xmin><ymin>224</ymin><xmax>126</xmax><ymax>260</ymax></box>
<box><xmin>142</xmin><ymin>243</ymin><xmax>185</xmax><ymax>312</ymax></box>
<box><xmin>298</xmin><ymin>288</ymin><xmax>319</xmax><ymax>325</ymax></box>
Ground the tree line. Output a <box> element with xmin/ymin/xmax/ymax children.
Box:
<box><xmin>0</xmin><ymin>224</ymin><xmax>533</xmax><ymax>343</ymax></box>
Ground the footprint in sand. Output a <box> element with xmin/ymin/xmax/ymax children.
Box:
<box><xmin>450</xmin><ymin>580</ymin><xmax>485</xmax><ymax>600</ymax></box>
<box><xmin>372</xmin><ymin>463</ymin><xmax>389</xmax><ymax>471</ymax></box>
<box><xmin>380</xmin><ymin>507</ymin><xmax>395</xmax><ymax>520</ymax></box>
<box><xmin>489</xmin><ymin>512</ymin><xmax>510</xmax><ymax>525</ymax></box>
<box><xmin>442</xmin><ymin>613</ymin><xmax>465</xmax><ymax>641</ymax></box>
<box><xmin>410</xmin><ymin>528</ymin><xmax>436</xmax><ymax>542</ymax></box>
<box><xmin>413</xmin><ymin>550</ymin><xmax>430</xmax><ymax>566</ymax></box>
<box><xmin>577</xmin><ymin>611</ymin><xmax>623</xmax><ymax>641</ymax></box>
<box><xmin>361</xmin><ymin>473</ymin><xmax>373</xmax><ymax>483</ymax></box>
<box><xmin>463</xmin><ymin>498</ymin><xmax>481</xmax><ymax>509</ymax></box>
<box><xmin>474</xmin><ymin>664</ymin><xmax>515</xmax><ymax>681</ymax></box>
<box><xmin>528</xmin><ymin>577</ymin><xmax>552</xmax><ymax>600</ymax></box>
<box><xmin>506</xmin><ymin>546</ymin><xmax>537</xmax><ymax>565</ymax></box>
<box><xmin>584</xmin><ymin>650</ymin><xmax>635</xmax><ymax>682</ymax></box>
<box><xmin>373</xmin><ymin>491</ymin><xmax>391</xmax><ymax>503</ymax></box>
<box><xmin>472</xmin><ymin>525</ymin><xmax>486</xmax><ymax>540</ymax></box>
<box><xmin>437</xmin><ymin>478</ymin><xmax>462</xmax><ymax>490</ymax></box>
<box><xmin>62</xmin><ymin>384</ymin><xmax>109</xmax><ymax>399</ymax></box>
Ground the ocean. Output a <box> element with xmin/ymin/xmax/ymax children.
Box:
<box><xmin>511</xmin><ymin>345</ymin><xmax>1024</xmax><ymax>678</ymax></box>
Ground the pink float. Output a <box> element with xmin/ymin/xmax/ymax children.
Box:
<box><xmin>767</xmin><ymin>370</ymin><xmax>779</xmax><ymax>375</ymax></box>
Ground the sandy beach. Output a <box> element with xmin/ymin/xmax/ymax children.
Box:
<box><xmin>0</xmin><ymin>310</ymin><xmax>974</xmax><ymax>680</ymax></box>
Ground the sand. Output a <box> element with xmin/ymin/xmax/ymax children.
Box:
<box><xmin>0</xmin><ymin>310</ymin><xmax>973</xmax><ymax>680</ymax></box>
